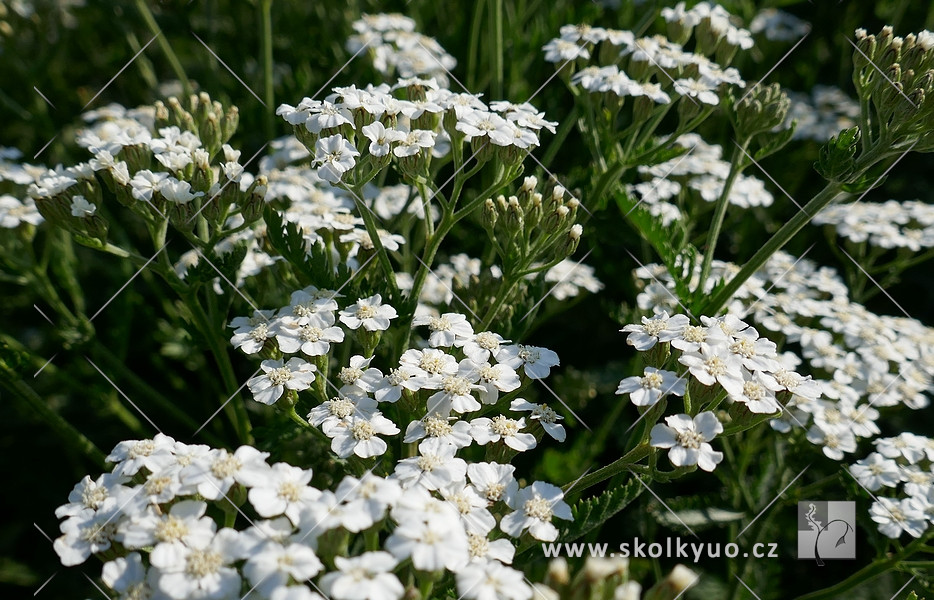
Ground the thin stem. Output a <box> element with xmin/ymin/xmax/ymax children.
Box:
<box><xmin>697</xmin><ymin>141</ymin><xmax>748</xmax><ymax>296</ymax></box>
<box><xmin>260</xmin><ymin>0</ymin><xmax>275</xmax><ymax>141</ymax></box>
<box><xmin>186</xmin><ymin>290</ymin><xmax>254</xmax><ymax>444</ymax></box>
<box><xmin>3</xmin><ymin>376</ymin><xmax>106</xmax><ymax>468</ymax></box>
<box><xmin>491</xmin><ymin>0</ymin><xmax>504</xmax><ymax>99</ymax></box>
<box><xmin>133</xmin><ymin>0</ymin><xmax>193</xmax><ymax>98</ymax></box>
<box><xmin>563</xmin><ymin>443</ymin><xmax>653</xmax><ymax>496</ymax></box>
<box><xmin>702</xmin><ymin>181</ymin><xmax>843</xmax><ymax>315</ymax></box>
<box><xmin>346</xmin><ymin>184</ymin><xmax>400</xmax><ymax>298</ymax></box>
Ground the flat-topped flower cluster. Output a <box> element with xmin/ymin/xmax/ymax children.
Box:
<box><xmin>52</xmin><ymin>434</ymin><xmax>570</xmax><ymax>600</ymax></box>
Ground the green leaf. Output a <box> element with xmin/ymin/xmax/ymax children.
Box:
<box><xmin>561</xmin><ymin>477</ymin><xmax>644</xmax><ymax>542</ymax></box>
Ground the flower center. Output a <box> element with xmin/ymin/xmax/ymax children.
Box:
<box><xmin>416</xmin><ymin>454</ymin><xmax>442</xmax><ymax>472</ymax></box>
<box><xmin>268</xmin><ymin>367</ymin><xmax>293</xmax><ymax>385</ymax></box>
<box><xmin>682</xmin><ymin>325</ymin><xmax>706</xmax><ymax>343</ymax></box>
<box><xmin>485</xmin><ymin>483</ymin><xmax>506</xmax><ymax>502</ymax></box>
<box><xmin>423</xmin><ymin>415</ymin><xmax>453</xmax><ymax>437</ymax></box>
<box><xmin>352</xmin><ymin>420</ymin><xmax>375</xmax><ymax>440</ymax></box>
<box><xmin>388</xmin><ymin>368</ymin><xmax>411</xmax><ymax>385</ymax></box>
<box><xmin>185</xmin><ymin>549</ymin><xmax>223</xmax><ymax>578</ymax></box>
<box><xmin>524</xmin><ymin>496</ymin><xmax>553</xmax><ymax>521</ymax></box>
<box><xmin>742</xmin><ymin>381</ymin><xmax>765</xmax><ymax>401</ymax></box>
<box><xmin>145</xmin><ymin>475</ymin><xmax>173</xmax><ymax>496</ymax></box>
<box><xmin>356</xmin><ymin>305</ymin><xmax>377</xmax><ymax>320</ymax></box>
<box><xmin>429</xmin><ymin>316</ymin><xmax>452</xmax><ymax>331</ymax></box>
<box><xmin>641</xmin><ymin>372</ymin><xmax>664</xmax><ymax>389</ymax></box>
<box><xmin>299</xmin><ymin>325</ymin><xmax>324</xmax><ymax>342</ymax></box>
<box><xmin>211</xmin><ymin>454</ymin><xmax>241</xmax><ymax>479</ymax></box>
<box><xmin>534</xmin><ymin>404</ymin><xmax>559</xmax><ymax>423</ymax></box>
<box><xmin>339</xmin><ymin>366</ymin><xmax>363</xmax><ymax>385</ymax></box>
<box><xmin>643</xmin><ymin>318</ymin><xmax>668</xmax><ymax>337</ymax></box>
<box><xmin>490</xmin><ymin>415</ymin><xmax>520</xmax><ymax>436</ymax></box>
<box><xmin>675</xmin><ymin>429</ymin><xmax>705</xmax><ymax>449</ymax></box>
<box><xmin>730</xmin><ymin>339</ymin><xmax>756</xmax><ymax>358</ymax></box>
<box><xmin>155</xmin><ymin>516</ymin><xmax>189</xmax><ymax>543</ymax></box>
<box><xmin>467</xmin><ymin>532</ymin><xmax>489</xmax><ymax>557</ymax></box>
<box><xmin>442</xmin><ymin>375</ymin><xmax>472</xmax><ymax>396</ymax></box>
<box><xmin>704</xmin><ymin>356</ymin><xmax>726</xmax><ymax>376</ymax></box>
<box><xmin>250</xmin><ymin>323</ymin><xmax>270</xmax><ymax>341</ymax></box>
<box><xmin>80</xmin><ymin>522</ymin><xmax>116</xmax><ymax>546</ymax></box>
<box><xmin>129</xmin><ymin>440</ymin><xmax>155</xmax><ymax>459</ymax></box>
<box><xmin>419</xmin><ymin>355</ymin><xmax>447</xmax><ymax>374</ymax></box>
<box><xmin>328</xmin><ymin>398</ymin><xmax>355</xmax><ymax>419</ymax></box>
<box><xmin>475</xmin><ymin>332</ymin><xmax>499</xmax><ymax>350</ymax></box>
<box><xmin>278</xmin><ymin>481</ymin><xmax>302</xmax><ymax>503</ymax></box>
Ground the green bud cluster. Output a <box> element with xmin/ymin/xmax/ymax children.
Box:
<box><xmin>154</xmin><ymin>92</ymin><xmax>239</xmax><ymax>160</ymax></box>
<box><xmin>727</xmin><ymin>82</ymin><xmax>791</xmax><ymax>143</ymax></box>
<box><xmin>482</xmin><ymin>176</ymin><xmax>583</xmax><ymax>278</ymax></box>
<box><xmin>853</xmin><ymin>27</ymin><xmax>934</xmax><ymax>149</ymax></box>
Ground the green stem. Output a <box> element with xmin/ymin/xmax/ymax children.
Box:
<box><xmin>696</xmin><ymin>141</ymin><xmax>748</xmax><ymax>297</ymax></box>
<box><xmin>491</xmin><ymin>0</ymin><xmax>504</xmax><ymax>99</ymax></box>
<box><xmin>563</xmin><ymin>443</ymin><xmax>652</xmax><ymax>496</ymax></box>
<box><xmin>186</xmin><ymin>290</ymin><xmax>253</xmax><ymax>444</ymax></box>
<box><xmin>133</xmin><ymin>0</ymin><xmax>192</xmax><ymax>98</ymax></box>
<box><xmin>793</xmin><ymin>530</ymin><xmax>934</xmax><ymax>600</ymax></box>
<box><xmin>3</xmin><ymin>376</ymin><xmax>106</xmax><ymax>468</ymax></box>
<box><xmin>702</xmin><ymin>181</ymin><xmax>843</xmax><ymax>315</ymax></box>
<box><xmin>260</xmin><ymin>0</ymin><xmax>274</xmax><ymax>141</ymax></box>
<box><xmin>346</xmin><ymin>184</ymin><xmax>400</xmax><ymax>298</ymax></box>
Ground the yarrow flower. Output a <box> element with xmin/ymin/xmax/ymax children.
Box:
<box><xmin>248</xmin><ymin>358</ymin><xmax>317</xmax><ymax>405</ymax></box>
<box><xmin>339</xmin><ymin>294</ymin><xmax>398</xmax><ymax>331</ymax></box>
<box><xmin>651</xmin><ymin>412</ymin><xmax>724</xmax><ymax>472</ymax></box>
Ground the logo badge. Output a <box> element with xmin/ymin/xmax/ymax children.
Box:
<box><xmin>797</xmin><ymin>501</ymin><xmax>856</xmax><ymax>564</ymax></box>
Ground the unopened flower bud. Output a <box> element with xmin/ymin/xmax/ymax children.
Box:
<box><xmin>221</xmin><ymin>106</ymin><xmax>240</xmax><ymax>144</ymax></box>
<box><xmin>546</xmin><ymin>558</ymin><xmax>570</xmax><ymax>586</ymax></box>
<box><xmin>239</xmin><ymin>175</ymin><xmax>267</xmax><ymax>223</ymax></box>
<box><xmin>482</xmin><ymin>198</ymin><xmax>498</xmax><ymax>230</ymax></box>
<box><xmin>505</xmin><ymin>196</ymin><xmax>524</xmax><ymax>232</ymax></box>
<box><xmin>645</xmin><ymin>565</ymin><xmax>698</xmax><ymax>600</ymax></box>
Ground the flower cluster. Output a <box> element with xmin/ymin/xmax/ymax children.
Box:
<box><xmin>628</xmin><ymin>133</ymin><xmax>774</xmax><ymax>226</ymax></box>
<box><xmin>615</xmin><ymin>310</ymin><xmax>819</xmax><ymax>471</ymax></box>
<box><xmin>25</xmin><ymin>94</ymin><xmax>266</xmax><ymax>251</ymax></box>
<box><xmin>51</xmin><ymin>434</ymin><xmax>571</xmax><ymax>600</ymax></box>
<box><xmin>813</xmin><ymin>198</ymin><xmax>934</xmax><ymax>250</ymax></box>
<box><xmin>784</xmin><ymin>85</ymin><xmax>860</xmax><ymax>142</ymax></box>
<box><xmin>631</xmin><ymin>252</ymin><xmax>934</xmax><ymax>461</ymax></box>
<box><xmin>347</xmin><ymin>13</ymin><xmax>457</xmax><ymax>85</ymax></box>
<box><xmin>277</xmin><ymin>75</ymin><xmax>551</xmax><ymax>187</ymax></box>
<box><xmin>547</xmin><ymin>16</ymin><xmax>747</xmax><ymax>109</ymax></box>
<box><xmin>748</xmin><ymin>8</ymin><xmax>811</xmax><ymax>43</ymax></box>
<box><xmin>849</xmin><ymin>433</ymin><xmax>934</xmax><ymax>539</ymax></box>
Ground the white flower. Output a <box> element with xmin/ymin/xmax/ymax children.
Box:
<box><xmin>499</xmin><ymin>344</ymin><xmax>560</xmax><ymax>379</ymax></box>
<box><xmin>117</xmin><ymin>499</ymin><xmax>215</xmax><ymax>551</ymax></box>
<box><xmin>243</xmin><ymin>541</ymin><xmax>323</xmax><ymax>597</ymax></box>
<box><xmin>870</xmin><ymin>497</ymin><xmax>928</xmax><ymax>538</ymax></box>
<box><xmin>621</xmin><ymin>312</ymin><xmax>690</xmax><ymax>350</ymax></box>
<box><xmin>248</xmin><ymin>358</ymin><xmax>317</xmax><ymax>405</ymax></box>
<box><xmin>150</xmin><ymin>528</ymin><xmax>243</xmax><ymax>600</ymax></box>
<box><xmin>470</xmin><ymin>415</ymin><xmax>537</xmax><ymax>451</ymax></box>
<box><xmin>849</xmin><ymin>453</ymin><xmax>901</xmax><ymax>491</ymax></box>
<box><xmin>650</xmin><ymin>412</ymin><xmax>724</xmax><ymax>472</ymax></box>
<box><xmin>467</xmin><ymin>462</ymin><xmax>518</xmax><ymax>504</ymax></box>
<box><xmin>404</xmin><ymin>414</ymin><xmax>474</xmax><ymax>448</ymax></box>
<box><xmin>339</xmin><ymin>294</ymin><xmax>398</xmax><ymax>331</ymax></box>
<box><xmin>426</xmin><ymin>373</ymin><xmax>483</xmax><ymax>415</ymax></box>
<box><xmin>457</xmin><ymin>562</ymin><xmax>532</xmax><ymax>600</ymax></box>
<box><xmin>470</xmin><ymin>360</ymin><xmax>521</xmax><ymax>404</ymax></box>
<box><xmin>373</xmin><ymin>365</ymin><xmax>427</xmax><ymax>403</ymax></box>
<box><xmin>314</xmin><ymin>134</ymin><xmax>359</xmax><ymax>183</ymax></box>
<box><xmin>240</xmin><ymin>462</ymin><xmax>320</xmax><ymax>524</ymax></box>
<box><xmin>158</xmin><ymin>177</ymin><xmax>204</xmax><ymax>204</ymax></box>
<box><xmin>70</xmin><ymin>195</ymin><xmax>97</xmax><ymax>217</ymax></box>
<box><xmin>413</xmin><ymin>312</ymin><xmax>475</xmax><ymax>347</ymax></box>
<box><xmin>361</xmin><ymin>121</ymin><xmax>405</xmax><ymax>157</ymax></box>
<box><xmin>275</xmin><ymin>318</ymin><xmax>345</xmax><ymax>356</ymax></box>
<box><xmin>392</xmin><ymin>129</ymin><xmax>437</xmax><ymax>157</ymax></box>
<box><xmin>101</xmin><ymin>553</ymin><xmax>153</xmax><ymax>600</ymax></box>
<box><xmin>180</xmin><ymin>445</ymin><xmax>270</xmax><ymax>501</ymax></box>
<box><xmin>53</xmin><ymin>501</ymin><xmax>122</xmax><ymax>566</ymax></box>
<box><xmin>500</xmin><ymin>481</ymin><xmax>572</xmax><ymax>542</ymax></box>
<box><xmin>338</xmin><ymin>354</ymin><xmax>384</xmax><ymax>393</ymax></box>
<box><xmin>308</xmin><ymin>393</ymin><xmax>378</xmax><ymax>434</ymax></box>
<box><xmin>320</xmin><ymin>552</ymin><xmax>404</xmax><ymax>600</ymax></box>
<box><xmin>616</xmin><ymin>367</ymin><xmax>686</xmax><ymax>406</ymax></box>
<box><xmin>462</xmin><ymin>331</ymin><xmax>509</xmax><ymax>363</ymax></box>
<box><xmin>392</xmin><ymin>439</ymin><xmax>467</xmax><ymax>490</ymax></box>
<box><xmin>229</xmin><ymin>310</ymin><xmax>276</xmax><ymax>354</ymax></box>
<box><xmin>327</xmin><ymin>413</ymin><xmax>400</xmax><ymax>458</ymax></box>
<box><xmin>440</xmin><ymin>483</ymin><xmax>497</xmax><ymax>535</ymax></box>
<box><xmin>678</xmin><ymin>349</ymin><xmax>745</xmax><ymax>396</ymax></box>
<box><xmin>510</xmin><ymin>399</ymin><xmax>566</xmax><ymax>442</ymax></box>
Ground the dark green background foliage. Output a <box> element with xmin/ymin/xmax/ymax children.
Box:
<box><xmin>2</xmin><ymin>1</ymin><xmax>933</xmax><ymax>598</ymax></box>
